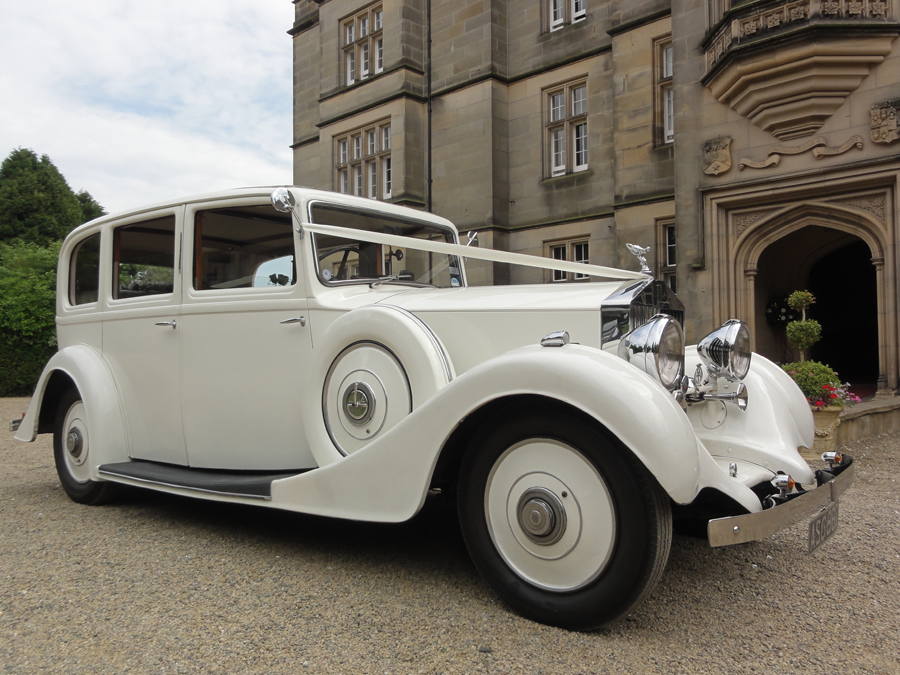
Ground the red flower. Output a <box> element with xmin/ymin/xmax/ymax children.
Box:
<box><xmin>816</xmin><ymin>400</ymin><xmax>825</xmax><ymax>407</ymax></box>
<box><xmin>831</xmin><ymin>393</ymin><xmax>838</xmax><ymax>399</ymax></box>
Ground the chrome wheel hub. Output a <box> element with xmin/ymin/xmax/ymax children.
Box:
<box><xmin>517</xmin><ymin>487</ymin><xmax>566</xmax><ymax>546</ymax></box>
<box><xmin>343</xmin><ymin>381</ymin><xmax>376</xmax><ymax>427</ymax></box>
<box><xmin>66</xmin><ymin>428</ymin><xmax>84</xmax><ymax>460</ymax></box>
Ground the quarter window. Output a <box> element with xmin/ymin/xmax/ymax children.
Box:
<box><xmin>69</xmin><ymin>233</ymin><xmax>101</xmax><ymax>305</ymax></box>
<box><xmin>342</xmin><ymin>4</ymin><xmax>384</xmax><ymax>86</ymax></box>
<box><xmin>545</xmin><ymin>81</ymin><xmax>588</xmax><ymax>177</ymax></box>
<box><xmin>335</xmin><ymin>120</ymin><xmax>392</xmax><ymax>201</ymax></box>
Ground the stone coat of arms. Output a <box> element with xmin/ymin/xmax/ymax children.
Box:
<box><xmin>871</xmin><ymin>100</ymin><xmax>899</xmax><ymax>145</ymax></box>
<box><xmin>704</xmin><ymin>137</ymin><xmax>732</xmax><ymax>176</ymax></box>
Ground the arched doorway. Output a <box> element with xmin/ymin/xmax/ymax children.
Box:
<box><xmin>748</xmin><ymin>220</ymin><xmax>881</xmax><ymax>393</ymax></box>
<box><xmin>707</xmin><ymin>192</ymin><xmax>895</xmax><ymax>393</ymax></box>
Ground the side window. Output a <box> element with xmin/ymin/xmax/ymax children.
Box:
<box><xmin>545</xmin><ymin>80</ymin><xmax>588</xmax><ymax>177</ymax></box>
<box><xmin>655</xmin><ymin>36</ymin><xmax>674</xmax><ymax>145</ymax></box>
<box><xmin>193</xmin><ymin>206</ymin><xmax>295</xmax><ymax>291</ymax></box>
<box><xmin>113</xmin><ymin>216</ymin><xmax>176</xmax><ymax>299</ymax></box>
<box><xmin>69</xmin><ymin>233</ymin><xmax>101</xmax><ymax>305</ymax></box>
<box><xmin>545</xmin><ymin>237</ymin><xmax>589</xmax><ymax>283</ymax></box>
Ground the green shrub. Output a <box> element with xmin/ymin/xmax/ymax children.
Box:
<box><xmin>782</xmin><ymin>361</ymin><xmax>842</xmax><ymax>407</ymax></box>
<box><xmin>0</xmin><ymin>240</ymin><xmax>59</xmax><ymax>395</ymax></box>
<box><xmin>785</xmin><ymin>319</ymin><xmax>822</xmax><ymax>353</ymax></box>
<box><xmin>787</xmin><ymin>290</ymin><xmax>815</xmax><ymax>313</ymax></box>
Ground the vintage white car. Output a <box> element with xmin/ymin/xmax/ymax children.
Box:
<box><xmin>14</xmin><ymin>187</ymin><xmax>853</xmax><ymax>630</ymax></box>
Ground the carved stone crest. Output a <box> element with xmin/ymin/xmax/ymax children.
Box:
<box><xmin>871</xmin><ymin>100</ymin><xmax>900</xmax><ymax>144</ymax></box>
<box><xmin>703</xmin><ymin>137</ymin><xmax>732</xmax><ymax>176</ymax></box>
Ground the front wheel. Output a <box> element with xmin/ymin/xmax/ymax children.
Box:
<box><xmin>458</xmin><ymin>409</ymin><xmax>672</xmax><ymax>630</ymax></box>
<box><xmin>53</xmin><ymin>389</ymin><xmax>119</xmax><ymax>505</ymax></box>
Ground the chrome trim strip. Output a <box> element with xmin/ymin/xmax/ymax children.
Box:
<box><xmin>707</xmin><ymin>460</ymin><xmax>855</xmax><ymax>547</ymax></box>
<box><xmin>97</xmin><ymin>469</ymin><xmax>272</xmax><ymax>501</ymax></box>
<box><xmin>379</xmin><ymin>305</ymin><xmax>454</xmax><ymax>383</ymax></box>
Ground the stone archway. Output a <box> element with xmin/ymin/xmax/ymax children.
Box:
<box><xmin>755</xmin><ymin>231</ymin><xmax>878</xmax><ymax>390</ymax></box>
<box><xmin>732</xmin><ymin>201</ymin><xmax>894</xmax><ymax>392</ymax></box>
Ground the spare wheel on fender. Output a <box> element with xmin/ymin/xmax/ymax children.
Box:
<box><xmin>316</xmin><ymin>305</ymin><xmax>455</xmax><ymax>457</ymax></box>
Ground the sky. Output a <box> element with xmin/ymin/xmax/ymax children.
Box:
<box><xmin>0</xmin><ymin>1</ymin><xmax>295</xmax><ymax>214</ymax></box>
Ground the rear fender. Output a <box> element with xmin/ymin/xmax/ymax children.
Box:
<box><xmin>14</xmin><ymin>345</ymin><xmax>129</xmax><ymax>476</ymax></box>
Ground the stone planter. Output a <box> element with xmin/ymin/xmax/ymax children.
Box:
<box><xmin>806</xmin><ymin>405</ymin><xmax>843</xmax><ymax>459</ymax></box>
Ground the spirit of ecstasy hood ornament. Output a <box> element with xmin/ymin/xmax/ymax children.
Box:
<box><xmin>626</xmin><ymin>243</ymin><xmax>651</xmax><ymax>275</ymax></box>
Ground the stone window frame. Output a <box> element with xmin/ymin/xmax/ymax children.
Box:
<box><xmin>657</xmin><ymin>218</ymin><xmax>676</xmax><ymax>293</ymax></box>
<box><xmin>545</xmin><ymin>79</ymin><xmax>589</xmax><ymax>177</ymax></box>
<box><xmin>654</xmin><ymin>35</ymin><xmax>674</xmax><ymax>146</ymax></box>
<box><xmin>335</xmin><ymin>119</ymin><xmax>392</xmax><ymax>200</ymax></box>
<box><xmin>342</xmin><ymin>4</ymin><xmax>384</xmax><ymax>87</ymax></box>
<box><xmin>545</xmin><ymin>237</ymin><xmax>590</xmax><ymax>283</ymax></box>
<box><xmin>548</xmin><ymin>0</ymin><xmax>587</xmax><ymax>31</ymax></box>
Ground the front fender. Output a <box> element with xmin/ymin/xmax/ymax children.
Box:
<box><xmin>14</xmin><ymin>345</ymin><xmax>129</xmax><ymax>475</ymax></box>
<box><xmin>684</xmin><ymin>348</ymin><xmax>815</xmax><ymax>485</ymax></box>
<box><xmin>271</xmin><ymin>343</ymin><xmax>704</xmax><ymax>520</ymax></box>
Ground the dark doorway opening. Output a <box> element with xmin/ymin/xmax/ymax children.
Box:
<box><xmin>808</xmin><ymin>239</ymin><xmax>878</xmax><ymax>388</ymax></box>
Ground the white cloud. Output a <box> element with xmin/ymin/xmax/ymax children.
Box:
<box><xmin>0</xmin><ymin>0</ymin><xmax>294</xmax><ymax>213</ymax></box>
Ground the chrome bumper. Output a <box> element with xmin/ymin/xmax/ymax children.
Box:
<box><xmin>707</xmin><ymin>457</ymin><xmax>855</xmax><ymax>548</ymax></box>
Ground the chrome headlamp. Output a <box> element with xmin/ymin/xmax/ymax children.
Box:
<box><xmin>617</xmin><ymin>314</ymin><xmax>685</xmax><ymax>391</ymax></box>
<box><xmin>697</xmin><ymin>319</ymin><xmax>751</xmax><ymax>382</ymax></box>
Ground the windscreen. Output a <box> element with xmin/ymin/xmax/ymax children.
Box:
<box><xmin>309</xmin><ymin>203</ymin><xmax>462</xmax><ymax>288</ymax></box>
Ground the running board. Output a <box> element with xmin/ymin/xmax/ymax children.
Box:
<box><xmin>98</xmin><ymin>461</ymin><xmax>306</xmax><ymax>500</ymax></box>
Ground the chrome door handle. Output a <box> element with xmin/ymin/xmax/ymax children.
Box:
<box><xmin>280</xmin><ymin>316</ymin><xmax>307</xmax><ymax>326</ymax></box>
<box><xmin>155</xmin><ymin>319</ymin><xmax>177</xmax><ymax>329</ymax></box>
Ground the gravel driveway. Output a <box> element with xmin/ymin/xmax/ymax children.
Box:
<box><xmin>2</xmin><ymin>396</ymin><xmax>898</xmax><ymax>674</ymax></box>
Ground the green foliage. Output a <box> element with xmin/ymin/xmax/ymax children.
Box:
<box><xmin>787</xmin><ymin>290</ymin><xmax>815</xmax><ymax>313</ymax></box>
<box><xmin>781</xmin><ymin>288</ymin><xmax>821</xmax><ymax>360</ymax></box>
<box><xmin>786</xmin><ymin>318</ymin><xmax>822</xmax><ymax>352</ymax></box>
<box><xmin>76</xmin><ymin>190</ymin><xmax>106</xmax><ymax>222</ymax></box>
<box><xmin>0</xmin><ymin>148</ymin><xmax>106</xmax><ymax>394</ymax></box>
<box><xmin>782</xmin><ymin>361</ymin><xmax>852</xmax><ymax>407</ymax></box>
<box><xmin>0</xmin><ymin>240</ymin><xmax>60</xmax><ymax>395</ymax></box>
<box><xmin>0</xmin><ymin>148</ymin><xmax>105</xmax><ymax>245</ymax></box>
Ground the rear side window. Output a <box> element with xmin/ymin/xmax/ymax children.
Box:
<box><xmin>193</xmin><ymin>206</ymin><xmax>295</xmax><ymax>291</ymax></box>
<box><xmin>69</xmin><ymin>233</ymin><xmax>100</xmax><ymax>305</ymax></box>
<box><xmin>112</xmin><ymin>216</ymin><xmax>176</xmax><ymax>299</ymax></box>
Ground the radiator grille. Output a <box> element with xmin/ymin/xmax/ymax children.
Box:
<box><xmin>601</xmin><ymin>279</ymin><xmax>685</xmax><ymax>344</ymax></box>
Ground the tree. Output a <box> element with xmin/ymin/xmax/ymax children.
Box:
<box><xmin>0</xmin><ymin>148</ymin><xmax>106</xmax><ymax>394</ymax></box>
<box><xmin>0</xmin><ymin>148</ymin><xmax>105</xmax><ymax>246</ymax></box>
<box><xmin>76</xmin><ymin>189</ymin><xmax>106</xmax><ymax>223</ymax></box>
<box><xmin>0</xmin><ymin>240</ymin><xmax>60</xmax><ymax>395</ymax></box>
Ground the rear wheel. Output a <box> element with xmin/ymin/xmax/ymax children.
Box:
<box><xmin>458</xmin><ymin>409</ymin><xmax>672</xmax><ymax>630</ymax></box>
<box><xmin>53</xmin><ymin>389</ymin><xmax>119</xmax><ymax>505</ymax></box>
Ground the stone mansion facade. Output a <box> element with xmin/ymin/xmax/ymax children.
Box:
<box><xmin>289</xmin><ymin>0</ymin><xmax>900</xmax><ymax>394</ymax></box>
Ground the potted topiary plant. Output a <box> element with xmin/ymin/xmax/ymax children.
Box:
<box><xmin>784</xmin><ymin>290</ymin><xmax>820</xmax><ymax>362</ymax></box>
<box><xmin>779</xmin><ymin>290</ymin><xmax>860</xmax><ymax>454</ymax></box>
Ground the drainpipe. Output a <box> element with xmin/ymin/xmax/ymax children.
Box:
<box><xmin>427</xmin><ymin>0</ymin><xmax>433</xmax><ymax>212</ymax></box>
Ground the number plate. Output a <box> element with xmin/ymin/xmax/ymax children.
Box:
<box><xmin>808</xmin><ymin>501</ymin><xmax>840</xmax><ymax>554</ymax></box>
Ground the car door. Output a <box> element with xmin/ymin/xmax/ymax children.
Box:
<box><xmin>101</xmin><ymin>208</ymin><xmax>188</xmax><ymax>465</ymax></box>
<box><xmin>179</xmin><ymin>198</ymin><xmax>316</xmax><ymax>471</ymax></box>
